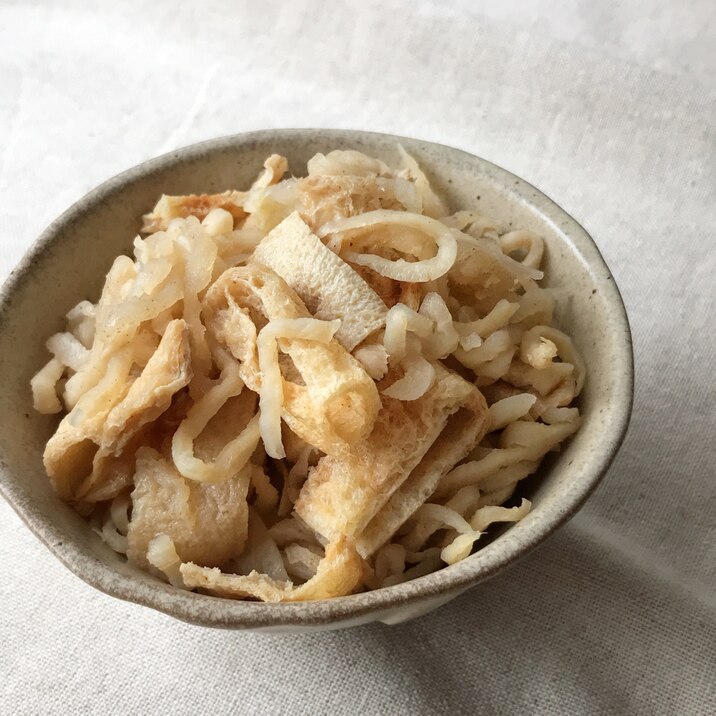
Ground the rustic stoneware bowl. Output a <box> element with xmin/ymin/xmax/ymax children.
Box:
<box><xmin>0</xmin><ymin>129</ymin><xmax>633</xmax><ymax>631</ymax></box>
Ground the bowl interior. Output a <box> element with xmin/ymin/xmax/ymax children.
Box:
<box><xmin>0</xmin><ymin>129</ymin><xmax>632</xmax><ymax>629</ymax></box>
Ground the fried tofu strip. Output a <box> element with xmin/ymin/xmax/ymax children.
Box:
<box><xmin>253</xmin><ymin>213</ymin><xmax>388</xmax><ymax>351</ymax></box>
<box><xmin>44</xmin><ymin>320</ymin><xmax>191</xmax><ymax>501</ymax></box>
<box><xmin>295</xmin><ymin>364</ymin><xmax>488</xmax><ymax>554</ymax></box>
<box><xmin>203</xmin><ymin>265</ymin><xmax>380</xmax><ymax>456</ymax></box>
<box><xmin>127</xmin><ymin>447</ymin><xmax>250</xmax><ymax>570</ymax></box>
<box><xmin>180</xmin><ymin>537</ymin><xmax>364</xmax><ymax>602</ymax></box>
<box><xmin>141</xmin><ymin>155</ymin><xmax>289</xmax><ymax>233</ymax></box>
<box><xmin>141</xmin><ymin>191</ymin><xmax>247</xmax><ymax>234</ymax></box>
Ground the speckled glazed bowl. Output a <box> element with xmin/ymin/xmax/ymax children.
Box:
<box><xmin>0</xmin><ymin>130</ymin><xmax>633</xmax><ymax>631</ymax></box>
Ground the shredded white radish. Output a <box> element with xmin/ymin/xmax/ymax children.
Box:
<box><xmin>146</xmin><ymin>534</ymin><xmax>184</xmax><ymax>587</ymax></box>
<box><xmin>504</xmin><ymin>360</ymin><xmax>574</xmax><ymax>396</ymax></box>
<box><xmin>441</xmin><ymin>531</ymin><xmax>482</xmax><ymax>565</ymax></box>
<box><xmin>487</xmin><ymin>394</ymin><xmax>537</xmax><ymax>432</ymax></box>
<box><xmin>541</xmin><ymin>407</ymin><xmax>580</xmax><ymax>424</ymax></box>
<box><xmin>400</xmin><ymin>485</ymin><xmax>481</xmax><ymax>553</ymax></box>
<box><xmin>416</xmin><ymin>503</ymin><xmax>474</xmax><ymax>535</ymax></box>
<box><xmin>202</xmin><ymin>207</ymin><xmax>234</xmax><ymax>237</ymax></box>
<box><xmin>522</xmin><ymin>336</ymin><xmax>558</xmax><ymax>370</ymax></box>
<box><xmin>470</xmin><ymin>498</ymin><xmax>532</xmax><ymax>532</ymax></box>
<box><xmin>172</xmin><ymin>351</ymin><xmax>260</xmax><ymax>482</ymax></box>
<box><xmin>353</xmin><ymin>344</ymin><xmax>389</xmax><ymax>380</ymax></box>
<box><xmin>46</xmin><ymin>332</ymin><xmax>90</xmax><ymax>372</ymax></box>
<box><xmin>66</xmin><ymin>300</ymin><xmax>96</xmax><ymax>348</ymax></box>
<box><xmin>396</xmin><ymin>144</ymin><xmax>447</xmax><ymax>218</ymax></box>
<box><xmin>520</xmin><ymin>326</ymin><xmax>586</xmax><ymax>394</ymax></box>
<box><xmin>419</xmin><ymin>292</ymin><xmax>459</xmax><ymax>359</ymax></box>
<box><xmin>455</xmin><ymin>329</ymin><xmax>514</xmax><ymax>369</ymax></box>
<box><xmin>318</xmin><ymin>210</ymin><xmax>458</xmax><ymax>282</ymax></box>
<box><xmin>109</xmin><ymin>493</ymin><xmax>131</xmax><ymax>535</ymax></box>
<box><xmin>382</xmin><ymin>355</ymin><xmax>436</xmax><ymax>401</ymax></box>
<box><xmin>458</xmin><ymin>299</ymin><xmax>519</xmax><ymax>341</ymax></box>
<box><xmin>31</xmin><ymin>358</ymin><xmax>65</xmax><ymax>414</ymax></box>
<box><xmin>101</xmin><ymin>519</ymin><xmax>128</xmax><ymax>554</ymax></box>
<box><xmin>498</xmin><ymin>230</ymin><xmax>544</xmax><ymax>269</ymax></box>
<box><xmin>383</xmin><ymin>304</ymin><xmax>432</xmax><ymax>361</ymax></box>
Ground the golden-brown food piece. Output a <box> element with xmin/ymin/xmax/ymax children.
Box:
<box><xmin>249</xmin><ymin>154</ymin><xmax>289</xmax><ymax>190</ymax></box>
<box><xmin>43</xmin><ymin>347</ymin><xmax>134</xmax><ymax>501</ymax></box>
<box><xmin>357</xmin><ymin>384</ymin><xmax>488</xmax><ymax>557</ymax></box>
<box><xmin>102</xmin><ymin>319</ymin><xmax>192</xmax><ymax>453</ymax></box>
<box><xmin>76</xmin><ymin>431</ymin><xmax>149</xmax><ymax>503</ymax></box>
<box><xmin>141</xmin><ymin>191</ymin><xmax>247</xmax><ymax>234</ymax></box>
<box><xmin>43</xmin><ymin>320</ymin><xmax>191</xmax><ymax>501</ymax></box>
<box><xmin>295</xmin><ymin>364</ymin><xmax>488</xmax><ymax>550</ymax></box>
<box><xmin>298</xmin><ymin>174</ymin><xmax>415</xmax><ymax>229</ymax></box>
<box><xmin>127</xmin><ymin>447</ymin><xmax>250</xmax><ymax>570</ymax></box>
<box><xmin>203</xmin><ymin>264</ymin><xmax>380</xmax><ymax>456</ymax></box>
<box><xmin>180</xmin><ymin>536</ymin><xmax>364</xmax><ymax>601</ymax></box>
<box><xmin>140</xmin><ymin>154</ymin><xmax>290</xmax><ymax>235</ymax></box>
<box><xmin>252</xmin><ymin>212</ymin><xmax>388</xmax><ymax>350</ymax></box>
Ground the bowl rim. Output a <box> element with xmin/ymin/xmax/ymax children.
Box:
<box><xmin>0</xmin><ymin>128</ymin><xmax>634</xmax><ymax>628</ymax></box>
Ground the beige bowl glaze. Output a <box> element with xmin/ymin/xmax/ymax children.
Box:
<box><xmin>0</xmin><ymin>130</ymin><xmax>633</xmax><ymax>631</ymax></box>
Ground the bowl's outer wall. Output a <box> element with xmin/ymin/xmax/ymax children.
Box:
<box><xmin>0</xmin><ymin>130</ymin><xmax>633</xmax><ymax>630</ymax></box>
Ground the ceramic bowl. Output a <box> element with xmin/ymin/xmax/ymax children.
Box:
<box><xmin>0</xmin><ymin>129</ymin><xmax>633</xmax><ymax>631</ymax></box>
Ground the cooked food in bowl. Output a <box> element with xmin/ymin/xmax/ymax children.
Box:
<box><xmin>31</xmin><ymin>148</ymin><xmax>584</xmax><ymax>602</ymax></box>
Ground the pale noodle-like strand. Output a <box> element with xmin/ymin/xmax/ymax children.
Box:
<box><xmin>410</xmin><ymin>504</ymin><xmax>482</xmax><ymax>566</ymax></box>
<box><xmin>353</xmin><ymin>344</ymin><xmax>389</xmax><ymax>380</ymax></box>
<box><xmin>401</xmin><ymin>485</ymin><xmax>481</xmax><ymax>553</ymax></box>
<box><xmin>437</xmin><ymin>419</ymin><xmax>580</xmax><ymax>498</ymax></box>
<box><xmin>520</xmin><ymin>326</ymin><xmax>586</xmax><ymax>394</ymax></box>
<box><xmin>318</xmin><ymin>210</ymin><xmax>458</xmax><ymax>282</ymax></box>
<box><xmin>487</xmin><ymin>394</ymin><xmax>537</xmax><ymax>432</ymax></box>
<box><xmin>455</xmin><ymin>299</ymin><xmax>519</xmax><ymax>352</ymax></box>
<box><xmin>147</xmin><ymin>534</ymin><xmax>185</xmax><ymax>587</ymax></box>
<box><xmin>419</xmin><ymin>292</ymin><xmax>459</xmax><ymax>359</ymax></box>
<box><xmin>441</xmin><ymin>498</ymin><xmax>532</xmax><ymax>564</ymax></box>
<box><xmin>383</xmin><ymin>304</ymin><xmax>432</xmax><ymax>361</ymax></box>
<box><xmin>396</xmin><ymin>145</ymin><xmax>447</xmax><ymax>218</ymax></box>
<box><xmin>31</xmin><ymin>358</ymin><xmax>65</xmax><ymax>414</ymax></box>
<box><xmin>541</xmin><ymin>407</ymin><xmax>580</xmax><ymax>424</ymax></box>
<box><xmin>172</xmin><ymin>350</ymin><xmax>260</xmax><ymax>482</ymax></box>
<box><xmin>382</xmin><ymin>355</ymin><xmax>436</xmax><ymax>401</ymax></box>
<box><xmin>100</xmin><ymin>493</ymin><xmax>132</xmax><ymax>554</ymax></box>
<box><xmin>46</xmin><ymin>332</ymin><xmax>90</xmax><ymax>372</ymax></box>
<box><xmin>471</xmin><ymin>499</ymin><xmax>532</xmax><ymax>532</ymax></box>
<box><xmin>498</xmin><ymin>230</ymin><xmax>544</xmax><ymax>269</ymax></box>
<box><xmin>110</xmin><ymin>493</ymin><xmax>131</xmax><ymax>534</ymax></box>
<box><xmin>101</xmin><ymin>519</ymin><xmax>128</xmax><ymax>554</ymax></box>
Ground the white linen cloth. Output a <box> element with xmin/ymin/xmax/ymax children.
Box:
<box><xmin>1</xmin><ymin>1</ymin><xmax>714</xmax><ymax>713</ymax></box>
